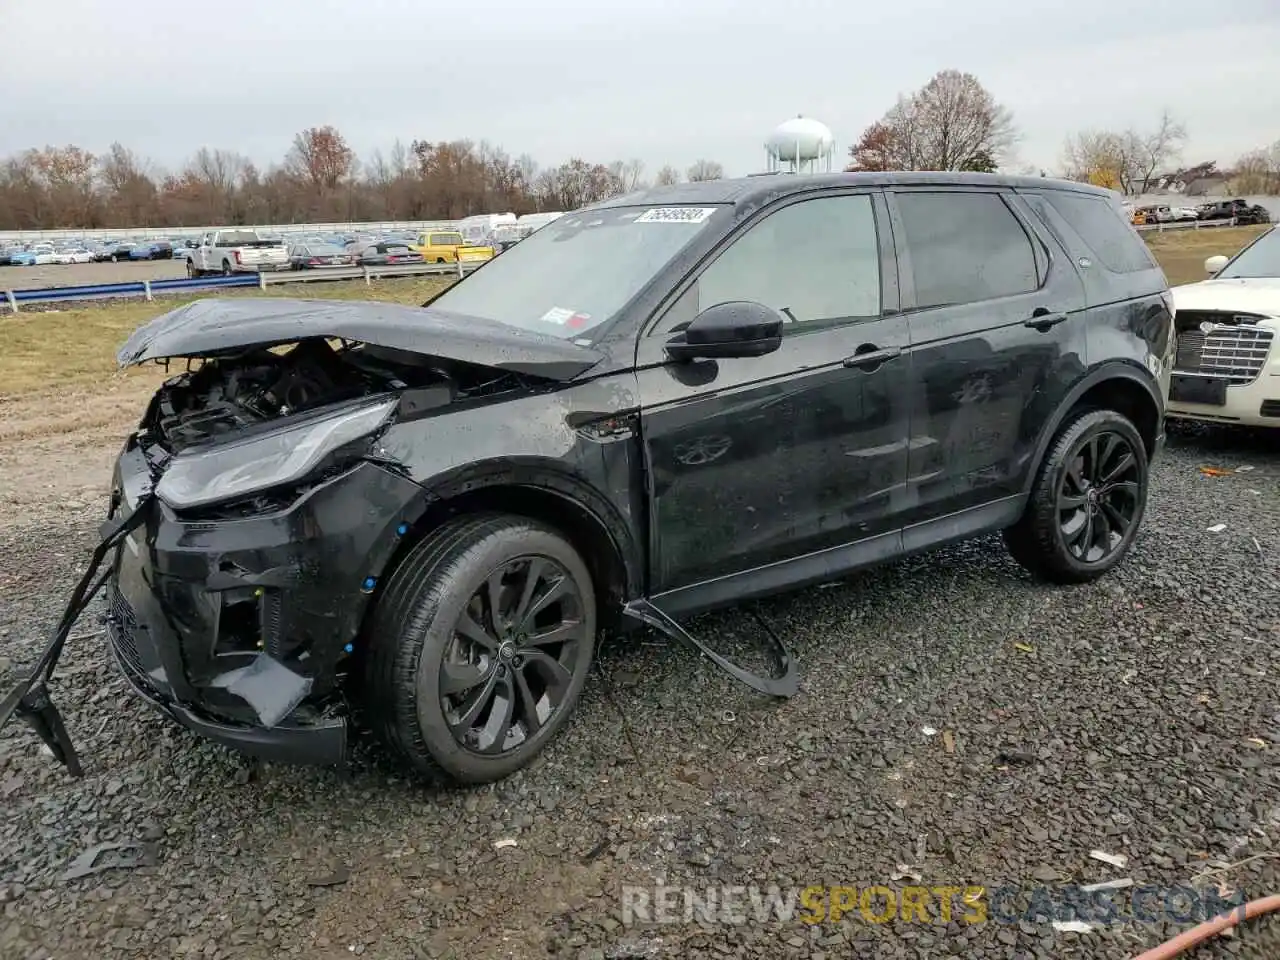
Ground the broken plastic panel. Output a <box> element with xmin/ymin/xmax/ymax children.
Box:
<box><xmin>211</xmin><ymin>653</ymin><xmax>313</xmax><ymax>728</ymax></box>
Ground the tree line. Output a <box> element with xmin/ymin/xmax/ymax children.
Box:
<box><xmin>4</xmin><ymin>68</ymin><xmax>1276</xmax><ymax>230</ymax></box>
<box><xmin>0</xmin><ymin>129</ymin><xmax>728</xmax><ymax>231</ymax></box>
<box><xmin>845</xmin><ymin>69</ymin><xmax>1276</xmax><ymax>196</ymax></box>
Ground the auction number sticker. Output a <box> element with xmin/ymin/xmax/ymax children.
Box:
<box><xmin>635</xmin><ymin>207</ymin><xmax>717</xmax><ymax>224</ymax></box>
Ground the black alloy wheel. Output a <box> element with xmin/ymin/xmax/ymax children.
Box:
<box><xmin>363</xmin><ymin>514</ymin><xmax>597</xmax><ymax>783</ymax></box>
<box><xmin>1004</xmin><ymin>408</ymin><xmax>1149</xmax><ymax>584</ymax></box>
<box><xmin>441</xmin><ymin>556</ymin><xmax>587</xmax><ymax>755</ymax></box>
<box><xmin>1056</xmin><ymin>430</ymin><xmax>1142</xmax><ymax>563</ymax></box>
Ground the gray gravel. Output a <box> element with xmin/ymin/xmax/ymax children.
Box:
<box><xmin>2</xmin><ymin>422</ymin><xmax>1278</xmax><ymax>960</ymax></box>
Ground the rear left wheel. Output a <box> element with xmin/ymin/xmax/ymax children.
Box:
<box><xmin>363</xmin><ymin>514</ymin><xmax>597</xmax><ymax>783</ymax></box>
<box><xmin>1004</xmin><ymin>408</ymin><xmax>1149</xmax><ymax>584</ymax></box>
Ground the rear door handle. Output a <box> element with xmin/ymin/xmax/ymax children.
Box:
<box><xmin>842</xmin><ymin>346</ymin><xmax>901</xmax><ymax>370</ymax></box>
<box><xmin>1024</xmin><ymin>309</ymin><xmax>1069</xmax><ymax>332</ymax></box>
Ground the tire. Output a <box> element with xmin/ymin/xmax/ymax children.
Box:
<box><xmin>221</xmin><ymin>260</ymin><xmax>232</xmax><ymax>276</ymax></box>
<box><xmin>186</xmin><ymin>260</ymin><xmax>200</xmax><ymax>278</ymax></box>
<box><xmin>110</xmin><ymin>254</ymin><xmax>118</xmax><ymax>263</ymax></box>
<box><xmin>436</xmin><ymin>257</ymin><xmax>446</xmax><ymax>264</ymax></box>
<box><xmin>1003</xmin><ymin>408</ymin><xmax>1149</xmax><ymax>584</ymax></box>
<box><xmin>362</xmin><ymin>513</ymin><xmax>597</xmax><ymax>783</ymax></box>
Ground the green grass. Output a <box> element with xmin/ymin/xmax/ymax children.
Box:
<box><xmin>0</xmin><ymin>225</ymin><xmax>1269</xmax><ymax>400</ymax></box>
<box><xmin>0</xmin><ymin>276</ymin><xmax>455</xmax><ymax>398</ymax></box>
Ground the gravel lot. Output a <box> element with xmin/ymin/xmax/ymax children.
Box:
<box><xmin>1</xmin><ymin>420</ymin><xmax>1278</xmax><ymax>960</ymax></box>
<box><xmin>0</xmin><ymin>259</ymin><xmax>187</xmax><ymax>291</ymax></box>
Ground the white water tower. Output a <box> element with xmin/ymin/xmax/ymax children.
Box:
<box><xmin>765</xmin><ymin>116</ymin><xmax>836</xmax><ymax>174</ymax></box>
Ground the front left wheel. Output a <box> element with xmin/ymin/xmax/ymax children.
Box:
<box><xmin>363</xmin><ymin>514</ymin><xmax>597</xmax><ymax>783</ymax></box>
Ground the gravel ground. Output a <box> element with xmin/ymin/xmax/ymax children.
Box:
<box><xmin>1</xmin><ymin>421</ymin><xmax>1278</xmax><ymax>960</ymax></box>
<box><xmin>0</xmin><ymin>259</ymin><xmax>187</xmax><ymax>291</ymax></box>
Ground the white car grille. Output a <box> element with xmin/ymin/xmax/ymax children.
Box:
<box><xmin>1173</xmin><ymin>312</ymin><xmax>1274</xmax><ymax>385</ymax></box>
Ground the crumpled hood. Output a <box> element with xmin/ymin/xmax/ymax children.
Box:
<box><xmin>1172</xmin><ymin>277</ymin><xmax>1280</xmax><ymax>320</ymax></box>
<box><xmin>115</xmin><ymin>297</ymin><xmax>604</xmax><ymax>381</ymax></box>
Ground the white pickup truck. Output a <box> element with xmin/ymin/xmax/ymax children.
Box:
<box><xmin>185</xmin><ymin>229</ymin><xmax>290</xmax><ymax>277</ymax></box>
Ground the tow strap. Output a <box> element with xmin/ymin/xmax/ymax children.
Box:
<box><xmin>0</xmin><ymin>499</ymin><xmax>151</xmax><ymax>776</ymax></box>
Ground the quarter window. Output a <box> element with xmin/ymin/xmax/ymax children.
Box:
<box><xmin>1040</xmin><ymin>190</ymin><xmax>1158</xmax><ymax>274</ymax></box>
<box><xmin>896</xmin><ymin>191</ymin><xmax>1039</xmax><ymax>309</ymax></box>
<box><xmin>682</xmin><ymin>194</ymin><xmax>882</xmax><ymax>335</ymax></box>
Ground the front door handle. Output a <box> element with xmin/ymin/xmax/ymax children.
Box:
<box><xmin>1024</xmin><ymin>308</ymin><xmax>1069</xmax><ymax>332</ymax></box>
<box><xmin>842</xmin><ymin>345</ymin><xmax>901</xmax><ymax>370</ymax></box>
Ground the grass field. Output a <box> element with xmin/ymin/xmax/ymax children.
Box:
<box><xmin>0</xmin><ymin>225</ymin><xmax>1269</xmax><ymax>401</ymax></box>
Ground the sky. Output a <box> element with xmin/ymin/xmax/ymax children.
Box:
<box><xmin>2</xmin><ymin>0</ymin><xmax>1278</xmax><ymax>181</ymax></box>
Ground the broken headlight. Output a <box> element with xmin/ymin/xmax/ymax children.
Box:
<box><xmin>155</xmin><ymin>397</ymin><xmax>398</xmax><ymax>510</ymax></box>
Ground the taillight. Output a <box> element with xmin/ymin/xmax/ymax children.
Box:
<box><xmin>309</xmin><ymin>258</ymin><xmax>322</xmax><ymax>265</ymax></box>
<box><xmin>233</xmin><ymin>250</ymin><xmax>242</xmax><ymax>265</ymax></box>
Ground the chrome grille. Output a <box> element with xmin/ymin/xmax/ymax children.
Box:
<box><xmin>1174</xmin><ymin>324</ymin><xmax>1273</xmax><ymax>384</ymax></box>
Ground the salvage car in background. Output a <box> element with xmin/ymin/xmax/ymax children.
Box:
<box><xmin>288</xmin><ymin>242</ymin><xmax>356</xmax><ymax>269</ymax></box>
<box><xmin>3</xmin><ymin>172</ymin><xmax>1172</xmax><ymax>786</ymax></box>
<box><xmin>1165</xmin><ymin>225</ymin><xmax>1280</xmax><ymax>428</ymax></box>
<box><xmin>350</xmin><ymin>240</ymin><xmax>425</xmax><ymax>267</ymax></box>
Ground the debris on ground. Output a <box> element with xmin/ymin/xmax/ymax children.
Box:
<box><xmin>1207</xmin><ymin>523</ymin><xmax>1228</xmax><ymax>533</ymax></box>
<box><xmin>61</xmin><ymin>842</ymin><xmax>158</xmax><ymax>882</ymax></box>
<box><xmin>306</xmin><ymin>864</ymin><xmax>351</xmax><ymax>887</ymax></box>
<box><xmin>1089</xmin><ymin>849</ymin><xmax>1128</xmax><ymax>869</ymax></box>
<box><xmin>492</xmin><ymin>838</ymin><xmax>518</xmax><ymax>850</ymax></box>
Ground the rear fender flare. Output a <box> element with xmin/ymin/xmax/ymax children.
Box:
<box><xmin>1020</xmin><ymin>361</ymin><xmax>1163</xmax><ymax>498</ymax></box>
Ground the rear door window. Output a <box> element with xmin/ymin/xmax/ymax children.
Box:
<box><xmin>1041</xmin><ymin>191</ymin><xmax>1158</xmax><ymax>273</ymax></box>
<box><xmin>895</xmin><ymin>191</ymin><xmax>1039</xmax><ymax>308</ymax></box>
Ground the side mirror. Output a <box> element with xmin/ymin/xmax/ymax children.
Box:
<box><xmin>1205</xmin><ymin>255</ymin><xmax>1229</xmax><ymax>276</ymax></box>
<box><xmin>665</xmin><ymin>301</ymin><xmax>784</xmax><ymax>362</ymax></box>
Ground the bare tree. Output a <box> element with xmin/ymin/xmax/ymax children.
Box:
<box><xmin>1130</xmin><ymin>110</ymin><xmax>1187</xmax><ymax>193</ymax></box>
<box><xmin>286</xmin><ymin>126</ymin><xmax>356</xmax><ymax>192</ymax></box>
<box><xmin>608</xmin><ymin>158</ymin><xmax>647</xmax><ymax>192</ymax></box>
<box><xmin>686</xmin><ymin>159</ymin><xmax>724</xmax><ymax>182</ymax></box>
<box><xmin>848</xmin><ymin>71</ymin><xmax>1016</xmax><ymax>172</ymax></box>
<box><xmin>1061</xmin><ymin>112</ymin><xmax>1187</xmax><ymax>195</ymax></box>
<box><xmin>653</xmin><ymin>165</ymin><xmax>681</xmax><ymax>186</ymax></box>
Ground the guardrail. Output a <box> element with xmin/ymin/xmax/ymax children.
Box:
<box><xmin>1133</xmin><ymin>217</ymin><xmax>1252</xmax><ymax>232</ymax></box>
<box><xmin>2</xmin><ymin>261</ymin><xmax>479</xmax><ymax>313</ymax></box>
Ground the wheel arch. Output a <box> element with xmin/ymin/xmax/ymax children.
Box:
<box><xmin>378</xmin><ymin>459</ymin><xmax>643</xmax><ymax>631</ymax></box>
<box><xmin>1021</xmin><ymin>362</ymin><xmax>1163</xmax><ymax>497</ymax></box>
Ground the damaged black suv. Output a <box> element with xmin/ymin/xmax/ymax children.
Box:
<box><xmin>4</xmin><ymin>173</ymin><xmax>1173</xmax><ymax>783</ymax></box>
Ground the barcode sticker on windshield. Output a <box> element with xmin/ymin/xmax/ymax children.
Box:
<box><xmin>635</xmin><ymin>207</ymin><xmax>716</xmax><ymax>224</ymax></box>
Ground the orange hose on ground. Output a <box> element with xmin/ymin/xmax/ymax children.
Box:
<box><xmin>1130</xmin><ymin>894</ymin><xmax>1280</xmax><ymax>960</ymax></box>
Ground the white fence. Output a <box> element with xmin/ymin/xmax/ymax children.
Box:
<box><xmin>0</xmin><ymin>220</ymin><xmax>462</xmax><ymax>244</ymax></box>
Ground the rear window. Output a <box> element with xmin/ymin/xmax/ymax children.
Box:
<box><xmin>1042</xmin><ymin>191</ymin><xmax>1157</xmax><ymax>273</ymax></box>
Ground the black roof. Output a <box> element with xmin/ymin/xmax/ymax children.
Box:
<box><xmin>587</xmin><ymin>172</ymin><xmax>1114</xmax><ymax>211</ymax></box>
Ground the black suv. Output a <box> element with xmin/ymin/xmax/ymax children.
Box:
<box><xmin>5</xmin><ymin>173</ymin><xmax>1174</xmax><ymax>783</ymax></box>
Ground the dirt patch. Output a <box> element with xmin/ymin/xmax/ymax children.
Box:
<box><xmin>0</xmin><ymin>257</ymin><xmax>188</xmax><ymax>291</ymax></box>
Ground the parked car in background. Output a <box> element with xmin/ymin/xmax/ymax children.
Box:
<box><xmin>1166</xmin><ymin>225</ymin><xmax>1279</xmax><ymax>428</ymax></box>
<box><xmin>186</xmin><ymin>229</ymin><xmax>290</xmax><ymax>276</ymax></box>
<box><xmin>412</xmin><ymin>229</ymin><xmax>493</xmax><ymax>264</ymax></box>
<box><xmin>11</xmin><ymin>244</ymin><xmax>57</xmax><ymax>265</ymax></box>
<box><xmin>99</xmin><ymin>241</ymin><xmax>136</xmax><ymax>262</ymax></box>
<box><xmin>52</xmin><ymin>246</ymin><xmax>93</xmax><ymax>264</ymax></box>
<box><xmin>129</xmin><ymin>241</ymin><xmax>174</xmax><ymax>261</ymax></box>
<box><xmin>1197</xmin><ymin>199</ymin><xmax>1273</xmax><ymax>224</ymax></box>
<box><xmin>351</xmin><ymin>241</ymin><xmax>425</xmax><ymax>266</ymax></box>
<box><xmin>288</xmin><ymin>242</ymin><xmax>356</xmax><ymax>269</ymax></box>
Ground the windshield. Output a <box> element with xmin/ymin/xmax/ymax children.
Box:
<box><xmin>1218</xmin><ymin>228</ymin><xmax>1280</xmax><ymax>279</ymax></box>
<box><xmin>426</xmin><ymin>204</ymin><xmax>726</xmax><ymax>339</ymax></box>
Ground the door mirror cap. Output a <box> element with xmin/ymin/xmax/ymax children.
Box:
<box><xmin>665</xmin><ymin>301</ymin><xmax>784</xmax><ymax>362</ymax></box>
<box><xmin>1205</xmin><ymin>255</ymin><xmax>1229</xmax><ymax>276</ymax></box>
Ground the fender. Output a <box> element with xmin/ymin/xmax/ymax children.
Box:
<box><xmin>1020</xmin><ymin>359</ymin><xmax>1164</xmax><ymax>498</ymax></box>
<box><xmin>398</xmin><ymin>456</ymin><xmax>645</xmax><ymax>600</ymax></box>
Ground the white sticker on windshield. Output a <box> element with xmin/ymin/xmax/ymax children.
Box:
<box><xmin>635</xmin><ymin>207</ymin><xmax>717</xmax><ymax>224</ymax></box>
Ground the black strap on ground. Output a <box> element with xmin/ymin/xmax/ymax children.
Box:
<box><xmin>621</xmin><ymin>599</ymin><xmax>799</xmax><ymax>698</ymax></box>
<box><xmin>0</xmin><ymin>497</ymin><xmax>152</xmax><ymax>776</ymax></box>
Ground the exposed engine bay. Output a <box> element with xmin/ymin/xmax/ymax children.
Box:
<box><xmin>142</xmin><ymin>337</ymin><xmax>531</xmax><ymax>454</ymax></box>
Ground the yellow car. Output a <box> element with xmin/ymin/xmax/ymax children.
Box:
<box><xmin>413</xmin><ymin>230</ymin><xmax>494</xmax><ymax>264</ymax></box>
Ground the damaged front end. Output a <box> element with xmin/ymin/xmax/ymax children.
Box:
<box><xmin>2</xmin><ymin>297</ymin><xmax>604</xmax><ymax>773</ymax></box>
